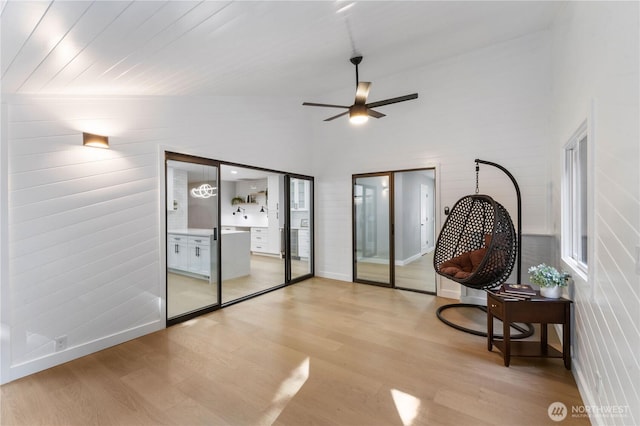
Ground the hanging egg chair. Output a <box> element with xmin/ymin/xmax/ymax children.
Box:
<box><xmin>433</xmin><ymin>194</ymin><xmax>516</xmax><ymax>290</ymax></box>
<box><xmin>434</xmin><ymin>159</ymin><xmax>533</xmax><ymax>338</ymax></box>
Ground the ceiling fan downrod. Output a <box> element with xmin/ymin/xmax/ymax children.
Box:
<box><xmin>350</xmin><ymin>55</ymin><xmax>363</xmax><ymax>87</ymax></box>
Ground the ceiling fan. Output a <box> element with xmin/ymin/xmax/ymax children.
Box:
<box><xmin>303</xmin><ymin>56</ymin><xmax>418</xmax><ymax>124</ymax></box>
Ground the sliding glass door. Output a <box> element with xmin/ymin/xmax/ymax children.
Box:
<box><xmin>353</xmin><ymin>173</ymin><xmax>393</xmax><ymax>286</ymax></box>
<box><xmin>394</xmin><ymin>169</ymin><xmax>436</xmax><ymax>293</ymax></box>
<box><xmin>166</xmin><ymin>152</ymin><xmax>315</xmax><ymax>325</ymax></box>
<box><xmin>220</xmin><ymin>165</ymin><xmax>286</xmax><ymax>304</ymax></box>
<box><xmin>166</xmin><ymin>154</ymin><xmax>220</xmax><ymax>323</ymax></box>
<box><xmin>353</xmin><ymin>168</ymin><xmax>437</xmax><ymax>294</ymax></box>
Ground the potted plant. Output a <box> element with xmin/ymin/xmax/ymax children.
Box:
<box><xmin>231</xmin><ymin>196</ymin><xmax>244</xmax><ymax>205</ymax></box>
<box><xmin>528</xmin><ymin>263</ymin><xmax>570</xmax><ymax>299</ymax></box>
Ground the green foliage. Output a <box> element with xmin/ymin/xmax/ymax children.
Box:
<box><xmin>528</xmin><ymin>263</ymin><xmax>570</xmax><ymax>287</ymax></box>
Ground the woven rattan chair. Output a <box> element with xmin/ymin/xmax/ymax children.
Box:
<box><xmin>433</xmin><ymin>194</ymin><xmax>516</xmax><ymax>290</ymax></box>
<box><xmin>433</xmin><ymin>159</ymin><xmax>533</xmax><ymax>338</ymax></box>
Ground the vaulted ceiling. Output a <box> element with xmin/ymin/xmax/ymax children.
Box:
<box><xmin>1</xmin><ymin>1</ymin><xmax>561</xmax><ymax>98</ymax></box>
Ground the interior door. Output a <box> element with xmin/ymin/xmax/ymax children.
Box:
<box><xmin>166</xmin><ymin>155</ymin><xmax>220</xmax><ymax>324</ymax></box>
<box><xmin>353</xmin><ymin>173</ymin><xmax>392</xmax><ymax>286</ymax></box>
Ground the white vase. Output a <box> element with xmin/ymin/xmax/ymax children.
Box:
<box><xmin>540</xmin><ymin>285</ymin><xmax>562</xmax><ymax>299</ymax></box>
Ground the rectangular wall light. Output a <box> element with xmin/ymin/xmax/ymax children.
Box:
<box><xmin>83</xmin><ymin>132</ymin><xmax>109</xmax><ymax>148</ymax></box>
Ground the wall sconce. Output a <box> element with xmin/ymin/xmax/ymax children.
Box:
<box><xmin>260</xmin><ymin>205</ymin><xmax>268</xmax><ymax>213</ymax></box>
<box><xmin>83</xmin><ymin>132</ymin><xmax>109</xmax><ymax>148</ymax></box>
<box><xmin>233</xmin><ymin>207</ymin><xmax>247</xmax><ymax>219</ymax></box>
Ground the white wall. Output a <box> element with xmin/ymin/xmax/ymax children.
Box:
<box><xmin>1</xmin><ymin>13</ymin><xmax>637</xmax><ymax>422</ymax></box>
<box><xmin>0</xmin><ymin>94</ymin><xmax>311</xmax><ymax>383</ymax></box>
<box><xmin>550</xmin><ymin>2</ymin><xmax>639</xmax><ymax>424</ymax></box>
<box><xmin>311</xmin><ymin>31</ymin><xmax>553</xmax><ymax>297</ymax></box>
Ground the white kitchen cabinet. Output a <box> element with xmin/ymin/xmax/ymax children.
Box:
<box><xmin>169</xmin><ymin>229</ymin><xmax>251</xmax><ymax>280</ymax></box>
<box><xmin>168</xmin><ymin>233</ymin><xmax>210</xmax><ymax>278</ymax></box>
<box><xmin>188</xmin><ymin>236</ymin><xmax>211</xmax><ymax>277</ymax></box>
<box><xmin>251</xmin><ymin>227</ymin><xmax>269</xmax><ymax>253</ymax></box>
<box><xmin>267</xmin><ymin>175</ymin><xmax>283</xmax><ymax>255</ymax></box>
<box><xmin>168</xmin><ymin>234</ymin><xmax>188</xmax><ymax>270</ymax></box>
<box><xmin>290</xmin><ymin>179</ymin><xmax>309</xmax><ymax>211</ymax></box>
<box><xmin>298</xmin><ymin>229</ymin><xmax>310</xmax><ymax>258</ymax></box>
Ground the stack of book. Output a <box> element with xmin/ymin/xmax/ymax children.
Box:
<box><xmin>487</xmin><ymin>283</ymin><xmax>537</xmax><ymax>300</ymax></box>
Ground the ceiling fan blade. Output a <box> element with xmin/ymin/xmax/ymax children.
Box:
<box><xmin>366</xmin><ymin>93</ymin><xmax>418</xmax><ymax>109</ymax></box>
<box><xmin>302</xmin><ymin>102</ymin><xmax>350</xmax><ymax>109</ymax></box>
<box><xmin>355</xmin><ymin>82</ymin><xmax>371</xmax><ymax>105</ymax></box>
<box><xmin>324</xmin><ymin>111</ymin><xmax>350</xmax><ymax>121</ymax></box>
<box><xmin>368</xmin><ymin>109</ymin><xmax>386</xmax><ymax>119</ymax></box>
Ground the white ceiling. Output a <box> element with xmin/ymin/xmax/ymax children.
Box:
<box><xmin>0</xmin><ymin>1</ymin><xmax>561</xmax><ymax>98</ymax></box>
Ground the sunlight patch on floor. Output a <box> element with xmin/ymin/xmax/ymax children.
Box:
<box><xmin>262</xmin><ymin>357</ymin><xmax>310</xmax><ymax>423</ymax></box>
<box><xmin>391</xmin><ymin>388</ymin><xmax>422</xmax><ymax>426</ymax></box>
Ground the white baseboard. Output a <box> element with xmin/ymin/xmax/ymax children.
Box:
<box><xmin>3</xmin><ymin>320</ymin><xmax>164</xmax><ymax>385</ymax></box>
<box><xmin>316</xmin><ymin>270</ymin><xmax>351</xmax><ymax>282</ymax></box>
<box><xmin>395</xmin><ymin>252</ymin><xmax>423</xmax><ymax>266</ymax></box>
<box><xmin>438</xmin><ymin>287</ymin><xmax>460</xmax><ymax>300</ymax></box>
<box><xmin>572</xmin><ymin>357</ymin><xmax>602</xmax><ymax>426</ymax></box>
<box><xmin>460</xmin><ymin>294</ymin><xmax>487</xmax><ymax>305</ymax></box>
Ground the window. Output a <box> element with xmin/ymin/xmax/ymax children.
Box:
<box><xmin>563</xmin><ymin>122</ymin><xmax>589</xmax><ymax>274</ymax></box>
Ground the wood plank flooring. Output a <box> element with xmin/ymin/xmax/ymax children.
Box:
<box><xmin>168</xmin><ymin>255</ymin><xmax>311</xmax><ymax>317</ymax></box>
<box><xmin>356</xmin><ymin>251</ymin><xmax>436</xmax><ymax>293</ymax></box>
<box><xmin>1</xmin><ymin>278</ymin><xmax>587</xmax><ymax>426</ymax></box>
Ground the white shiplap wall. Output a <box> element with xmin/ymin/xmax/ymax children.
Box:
<box><xmin>311</xmin><ymin>31</ymin><xmax>553</xmax><ymax>298</ymax></box>
<box><xmin>1</xmin><ymin>94</ymin><xmax>311</xmax><ymax>383</ymax></box>
<box><xmin>550</xmin><ymin>2</ymin><xmax>640</xmax><ymax>425</ymax></box>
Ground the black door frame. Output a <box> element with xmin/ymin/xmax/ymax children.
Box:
<box><xmin>165</xmin><ymin>152</ymin><xmax>314</xmax><ymax>326</ymax></box>
<box><xmin>352</xmin><ymin>167</ymin><xmax>437</xmax><ymax>294</ymax></box>
<box><xmin>352</xmin><ymin>172</ymin><xmax>394</xmax><ymax>288</ymax></box>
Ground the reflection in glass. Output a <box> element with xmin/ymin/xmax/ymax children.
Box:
<box><xmin>290</xmin><ymin>178</ymin><xmax>312</xmax><ymax>280</ymax></box>
<box><xmin>167</xmin><ymin>160</ymin><xmax>219</xmax><ymax>319</ymax></box>
<box><xmin>354</xmin><ymin>175</ymin><xmax>391</xmax><ymax>285</ymax></box>
<box><xmin>220</xmin><ymin>165</ymin><xmax>285</xmax><ymax>303</ymax></box>
<box><xmin>393</xmin><ymin>169</ymin><xmax>436</xmax><ymax>293</ymax></box>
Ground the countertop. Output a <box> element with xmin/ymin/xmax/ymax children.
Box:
<box><xmin>168</xmin><ymin>228</ymin><xmax>248</xmax><ymax>236</ymax></box>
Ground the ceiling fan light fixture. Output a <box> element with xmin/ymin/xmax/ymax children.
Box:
<box><xmin>303</xmin><ymin>56</ymin><xmax>417</xmax><ymax>123</ymax></box>
<box><xmin>349</xmin><ymin>105</ymin><xmax>369</xmax><ymax>125</ymax></box>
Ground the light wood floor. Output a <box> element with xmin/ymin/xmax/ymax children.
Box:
<box><xmin>1</xmin><ymin>278</ymin><xmax>587</xmax><ymax>426</ymax></box>
<box><xmin>357</xmin><ymin>251</ymin><xmax>436</xmax><ymax>293</ymax></box>
<box><xmin>168</xmin><ymin>255</ymin><xmax>311</xmax><ymax>317</ymax></box>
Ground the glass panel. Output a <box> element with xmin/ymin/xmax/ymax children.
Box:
<box><xmin>394</xmin><ymin>169</ymin><xmax>437</xmax><ymax>293</ymax></box>
<box><xmin>220</xmin><ymin>165</ymin><xmax>285</xmax><ymax>303</ymax></box>
<box><xmin>354</xmin><ymin>175</ymin><xmax>391</xmax><ymax>285</ymax></box>
<box><xmin>167</xmin><ymin>160</ymin><xmax>219</xmax><ymax>319</ymax></box>
<box><xmin>578</xmin><ymin>135</ymin><xmax>588</xmax><ymax>265</ymax></box>
<box><xmin>290</xmin><ymin>177</ymin><xmax>312</xmax><ymax>280</ymax></box>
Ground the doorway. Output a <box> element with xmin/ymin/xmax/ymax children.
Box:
<box><xmin>165</xmin><ymin>152</ymin><xmax>314</xmax><ymax>325</ymax></box>
<box><xmin>352</xmin><ymin>168</ymin><xmax>437</xmax><ymax>294</ymax></box>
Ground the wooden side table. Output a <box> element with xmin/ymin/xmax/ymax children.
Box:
<box><xmin>487</xmin><ymin>291</ymin><xmax>572</xmax><ymax>369</ymax></box>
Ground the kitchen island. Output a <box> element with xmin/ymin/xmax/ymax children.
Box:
<box><xmin>167</xmin><ymin>228</ymin><xmax>250</xmax><ymax>280</ymax></box>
